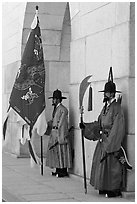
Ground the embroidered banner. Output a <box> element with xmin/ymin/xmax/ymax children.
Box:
<box><xmin>9</xmin><ymin>9</ymin><xmax>45</xmax><ymax>129</ymax></box>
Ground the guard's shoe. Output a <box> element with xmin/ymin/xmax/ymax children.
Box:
<box><xmin>56</xmin><ymin>173</ymin><xmax>63</xmax><ymax>178</ymax></box>
<box><xmin>106</xmin><ymin>191</ymin><xmax>122</xmax><ymax>198</ymax></box>
<box><xmin>51</xmin><ymin>172</ymin><xmax>57</xmax><ymax>176</ymax></box>
<box><xmin>56</xmin><ymin>172</ymin><xmax>69</xmax><ymax>178</ymax></box>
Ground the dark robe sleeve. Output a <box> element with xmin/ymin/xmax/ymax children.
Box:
<box><xmin>84</xmin><ymin>121</ymin><xmax>101</xmax><ymax>141</ymax></box>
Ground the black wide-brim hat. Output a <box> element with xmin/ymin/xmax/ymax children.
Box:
<box><xmin>99</xmin><ymin>81</ymin><xmax>121</xmax><ymax>93</ymax></box>
<box><xmin>48</xmin><ymin>89</ymin><xmax>67</xmax><ymax>99</ymax></box>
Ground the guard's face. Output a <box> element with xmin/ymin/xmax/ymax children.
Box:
<box><xmin>104</xmin><ymin>92</ymin><xmax>111</xmax><ymax>98</ymax></box>
<box><xmin>103</xmin><ymin>92</ymin><xmax>114</xmax><ymax>103</ymax></box>
<box><xmin>52</xmin><ymin>98</ymin><xmax>57</xmax><ymax>106</ymax></box>
<box><xmin>52</xmin><ymin>98</ymin><xmax>60</xmax><ymax>106</ymax></box>
<box><xmin>103</xmin><ymin>92</ymin><xmax>111</xmax><ymax>103</ymax></box>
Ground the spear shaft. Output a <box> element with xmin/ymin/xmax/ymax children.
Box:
<box><xmin>80</xmin><ymin>112</ymin><xmax>87</xmax><ymax>194</ymax></box>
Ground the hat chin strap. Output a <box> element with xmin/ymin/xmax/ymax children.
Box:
<box><xmin>103</xmin><ymin>96</ymin><xmax>108</xmax><ymax>103</ymax></box>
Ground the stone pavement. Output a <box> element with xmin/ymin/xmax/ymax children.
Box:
<box><xmin>2</xmin><ymin>152</ymin><xmax>135</xmax><ymax>202</ymax></box>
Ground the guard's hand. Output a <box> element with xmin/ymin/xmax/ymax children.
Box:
<box><xmin>79</xmin><ymin>122</ymin><xmax>85</xmax><ymax>129</ymax></box>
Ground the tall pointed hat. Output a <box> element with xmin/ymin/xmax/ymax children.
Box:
<box><xmin>99</xmin><ymin>67</ymin><xmax>121</xmax><ymax>93</ymax></box>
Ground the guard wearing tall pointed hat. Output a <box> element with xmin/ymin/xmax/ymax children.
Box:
<box><xmin>45</xmin><ymin>89</ymin><xmax>72</xmax><ymax>177</ymax></box>
<box><xmin>80</xmin><ymin>67</ymin><xmax>132</xmax><ymax>198</ymax></box>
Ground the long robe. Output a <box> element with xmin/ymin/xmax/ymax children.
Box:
<box><xmin>46</xmin><ymin>103</ymin><xmax>72</xmax><ymax>169</ymax></box>
<box><xmin>90</xmin><ymin>99</ymin><xmax>126</xmax><ymax>191</ymax></box>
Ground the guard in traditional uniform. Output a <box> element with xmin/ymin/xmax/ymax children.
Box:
<box><xmin>80</xmin><ymin>68</ymin><xmax>132</xmax><ymax>197</ymax></box>
<box><xmin>46</xmin><ymin>89</ymin><xmax>72</xmax><ymax>177</ymax></box>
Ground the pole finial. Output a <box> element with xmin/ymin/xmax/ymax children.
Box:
<box><xmin>108</xmin><ymin>66</ymin><xmax>113</xmax><ymax>82</ymax></box>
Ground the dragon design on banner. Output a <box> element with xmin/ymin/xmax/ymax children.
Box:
<box><xmin>14</xmin><ymin>63</ymin><xmax>45</xmax><ymax>91</ymax></box>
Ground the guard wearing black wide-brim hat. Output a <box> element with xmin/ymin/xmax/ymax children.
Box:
<box><xmin>99</xmin><ymin>67</ymin><xmax>132</xmax><ymax>167</ymax></box>
<box><xmin>80</xmin><ymin>67</ymin><xmax>132</xmax><ymax>198</ymax></box>
<box><xmin>46</xmin><ymin>89</ymin><xmax>72</xmax><ymax>178</ymax></box>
